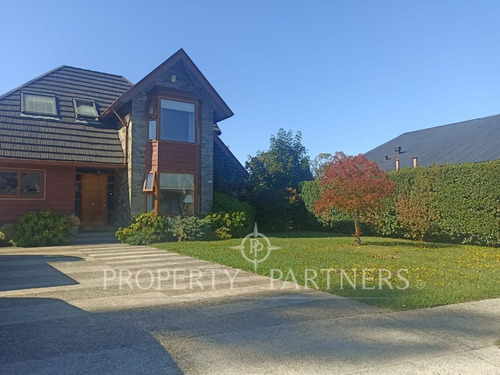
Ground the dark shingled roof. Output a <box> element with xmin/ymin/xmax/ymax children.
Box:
<box><xmin>364</xmin><ymin>115</ymin><xmax>500</xmax><ymax>171</ymax></box>
<box><xmin>0</xmin><ymin>66</ymin><xmax>133</xmax><ymax>164</ymax></box>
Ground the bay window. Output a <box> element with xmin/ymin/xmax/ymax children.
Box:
<box><xmin>158</xmin><ymin>172</ymin><xmax>195</xmax><ymax>216</ymax></box>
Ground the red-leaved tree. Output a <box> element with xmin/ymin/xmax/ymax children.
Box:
<box><xmin>315</xmin><ymin>152</ymin><xmax>394</xmax><ymax>245</ymax></box>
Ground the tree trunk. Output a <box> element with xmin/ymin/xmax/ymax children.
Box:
<box><xmin>353</xmin><ymin>210</ymin><xmax>362</xmax><ymax>245</ymax></box>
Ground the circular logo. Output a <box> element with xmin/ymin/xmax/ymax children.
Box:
<box><xmin>231</xmin><ymin>223</ymin><xmax>280</xmax><ymax>272</ymax></box>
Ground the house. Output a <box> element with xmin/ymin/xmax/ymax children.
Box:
<box><xmin>0</xmin><ymin>49</ymin><xmax>244</xmax><ymax>230</ymax></box>
<box><xmin>364</xmin><ymin>114</ymin><xmax>500</xmax><ymax>171</ymax></box>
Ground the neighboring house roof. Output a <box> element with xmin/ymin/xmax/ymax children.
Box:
<box><xmin>0</xmin><ymin>66</ymin><xmax>132</xmax><ymax>165</ymax></box>
<box><xmin>102</xmin><ymin>48</ymin><xmax>233</xmax><ymax>123</ymax></box>
<box><xmin>364</xmin><ymin>114</ymin><xmax>500</xmax><ymax>171</ymax></box>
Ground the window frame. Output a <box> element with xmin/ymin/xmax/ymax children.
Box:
<box><xmin>0</xmin><ymin>168</ymin><xmax>46</xmax><ymax>200</ymax></box>
<box><xmin>73</xmin><ymin>98</ymin><xmax>99</xmax><ymax>120</ymax></box>
<box><xmin>146</xmin><ymin>95</ymin><xmax>199</xmax><ymax>144</ymax></box>
<box><xmin>156</xmin><ymin>171</ymin><xmax>197</xmax><ymax>216</ymax></box>
<box><xmin>143</xmin><ymin>171</ymin><xmax>157</xmax><ymax>193</ymax></box>
<box><xmin>21</xmin><ymin>91</ymin><xmax>57</xmax><ymax>117</ymax></box>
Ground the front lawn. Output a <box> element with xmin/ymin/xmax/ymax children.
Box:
<box><xmin>152</xmin><ymin>233</ymin><xmax>500</xmax><ymax>310</ymax></box>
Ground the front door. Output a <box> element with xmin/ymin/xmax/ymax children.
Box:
<box><xmin>81</xmin><ymin>174</ymin><xmax>107</xmax><ymax>231</ymax></box>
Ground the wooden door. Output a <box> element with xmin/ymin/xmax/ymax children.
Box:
<box><xmin>81</xmin><ymin>174</ymin><xmax>107</xmax><ymax>231</ymax></box>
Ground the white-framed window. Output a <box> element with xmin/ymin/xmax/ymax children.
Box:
<box><xmin>74</xmin><ymin>99</ymin><xmax>98</xmax><ymax>119</ymax></box>
<box><xmin>158</xmin><ymin>172</ymin><xmax>195</xmax><ymax>215</ymax></box>
<box><xmin>21</xmin><ymin>92</ymin><xmax>57</xmax><ymax>116</ymax></box>
<box><xmin>160</xmin><ymin>99</ymin><xmax>195</xmax><ymax>143</ymax></box>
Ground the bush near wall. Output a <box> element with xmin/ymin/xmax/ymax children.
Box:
<box><xmin>116</xmin><ymin>212</ymin><xmax>171</xmax><ymax>245</ymax></box>
<box><xmin>11</xmin><ymin>210</ymin><xmax>72</xmax><ymax>247</ymax></box>
<box><xmin>0</xmin><ymin>223</ymin><xmax>14</xmax><ymax>247</ymax></box>
<box><xmin>302</xmin><ymin>160</ymin><xmax>500</xmax><ymax>246</ymax></box>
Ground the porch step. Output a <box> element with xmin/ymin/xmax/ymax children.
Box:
<box><xmin>71</xmin><ymin>230</ymin><xmax>119</xmax><ymax>245</ymax></box>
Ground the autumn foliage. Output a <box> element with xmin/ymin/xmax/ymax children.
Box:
<box><xmin>315</xmin><ymin>152</ymin><xmax>394</xmax><ymax>244</ymax></box>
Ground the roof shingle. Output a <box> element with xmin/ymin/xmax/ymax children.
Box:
<box><xmin>0</xmin><ymin>66</ymin><xmax>132</xmax><ymax>165</ymax></box>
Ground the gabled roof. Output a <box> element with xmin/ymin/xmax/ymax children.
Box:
<box><xmin>364</xmin><ymin>114</ymin><xmax>500</xmax><ymax>171</ymax></box>
<box><xmin>0</xmin><ymin>66</ymin><xmax>132</xmax><ymax>165</ymax></box>
<box><xmin>102</xmin><ymin>49</ymin><xmax>233</xmax><ymax>122</ymax></box>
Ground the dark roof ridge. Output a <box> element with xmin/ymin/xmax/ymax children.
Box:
<box><xmin>0</xmin><ymin>65</ymin><xmax>132</xmax><ymax>101</ymax></box>
<box><xmin>0</xmin><ymin>65</ymin><xmax>66</xmax><ymax>100</ymax></box>
<box><xmin>400</xmin><ymin>113</ymin><xmax>500</xmax><ymax>137</ymax></box>
<box><xmin>59</xmin><ymin>65</ymin><xmax>133</xmax><ymax>85</ymax></box>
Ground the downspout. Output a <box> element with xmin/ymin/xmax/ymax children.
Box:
<box><xmin>113</xmin><ymin>110</ymin><xmax>130</xmax><ymax>166</ymax></box>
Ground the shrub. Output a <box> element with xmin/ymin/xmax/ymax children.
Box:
<box><xmin>11</xmin><ymin>210</ymin><xmax>72</xmax><ymax>247</ymax></box>
<box><xmin>212</xmin><ymin>192</ymin><xmax>255</xmax><ymax>224</ymax></box>
<box><xmin>0</xmin><ymin>223</ymin><xmax>14</xmax><ymax>247</ymax></box>
<box><xmin>68</xmin><ymin>214</ymin><xmax>81</xmax><ymax>227</ymax></box>
<box><xmin>166</xmin><ymin>216</ymin><xmax>212</xmax><ymax>242</ymax></box>
<box><xmin>206</xmin><ymin>211</ymin><xmax>249</xmax><ymax>239</ymax></box>
<box><xmin>209</xmin><ymin>193</ymin><xmax>255</xmax><ymax>238</ymax></box>
<box><xmin>395</xmin><ymin>172</ymin><xmax>438</xmax><ymax>241</ymax></box>
<box><xmin>116</xmin><ymin>212</ymin><xmax>170</xmax><ymax>245</ymax></box>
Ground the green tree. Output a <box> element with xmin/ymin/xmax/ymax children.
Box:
<box><xmin>311</xmin><ymin>153</ymin><xmax>333</xmax><ymax>179</ymax></box>
<box><xmin>245</xmin><ymin>129</ymin><xmax>313</xmax><ymax>231</ymax></box>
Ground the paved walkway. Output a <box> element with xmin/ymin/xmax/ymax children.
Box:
<box><xmin>0</xmin><ymin>243</ymin><xmax>499</xmax><ymax>374</ymax></box>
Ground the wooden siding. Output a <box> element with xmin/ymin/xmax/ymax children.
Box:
<box><xmin>0</xmin><ymin>162</ymin><xmax>75</xmax><ymax>225</ymax></box>
<box><xmin>157</xmin><ymin>141</ymin><xmax>198</xmax><ymax>172</ymax></box>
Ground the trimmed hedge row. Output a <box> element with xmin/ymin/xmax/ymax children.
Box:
<box><xmin>302</xmin><ymin>160</ymin><xmax>500</xmax><ymax>246</ymax></box>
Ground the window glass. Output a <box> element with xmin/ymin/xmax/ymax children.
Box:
<box><xmin>20</xmin><ymin>173</ymin><xmax>41</xmax><ymax>196</ymax></box>
<box><xmin>146</xmin><ymin>194</ymin><xmax>155</xmax><ymax>212</ymax></box>
<box><xmin>160</xmin><ymin>99</ymin><xmax>195</xmax><ymax>143</ymax></box>
<box><xmin>158</xmin><ymin>173</ymin><xmax>194</xmax><ymax>215</ymax></box>
<box><xmin>148</xmin><ymin>121</ymin><xmax>157</xmax><ymax>140</ymax></box>
<box><xmin>74</xmin><ymin>99</ymin><xmax>98</xmax><ymax>118</ymax></box>
<box><xmin>0</xmin><ymin>172</ymin><xmax>18</xmax><ymax>195</ymax></box>
<box><xmin>22</xmin><ymin>93</ymin><xmax>57</xmax><ymax>116</ymax></box>
<box><xmin>144</xmin><ymin>173</ymin><xmax>154</xmax><ymax>191</ymax></box>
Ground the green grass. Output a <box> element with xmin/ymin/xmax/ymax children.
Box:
<box><xmin>152</xmin><ymin>232</ymin><xmax>500</xmax><ymax>310</ymax></box>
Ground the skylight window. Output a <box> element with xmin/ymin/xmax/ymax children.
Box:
<box><xmin>21</xmin><ymin>92</ymin><xmax>57</xmax><ymax>116</ymax></box>
<box><xmin>74</xmin><ymin>99</ymin><xmax>99</xmax><ymax>119</ymax></box>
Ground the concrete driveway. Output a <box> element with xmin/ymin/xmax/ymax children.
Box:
<box><xmin>0</xmin><ymin>243</ymin><xmax>499</xmax><ymax>374</ymax></box>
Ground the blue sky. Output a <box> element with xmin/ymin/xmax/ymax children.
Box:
<box><xmin>1</xmin><ymin>0</ymin><xmax>500</xmax><ymax>164</ymax></box>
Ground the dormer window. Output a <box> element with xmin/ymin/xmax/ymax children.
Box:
<box><xmin>74</xmin><ymin>99</ymin><xmax>98</xmax><ymax>119</ymax></box>
<box><xmin>21</xmin><ymin>92</ymin><xmax>57</xmax><ymax>116</ymax></box>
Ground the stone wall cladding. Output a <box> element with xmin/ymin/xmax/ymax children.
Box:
<box><xmin>143</xmin><ymin>60</ymin><xmax>216</xmax><ymax>214</ymax></box>
<box><xmin>200</xmin><ymin>104</ymin><xmax>214</xmax><ymax>213</ymax></box>
<box><xmin>129</xmin><ymin>94</ymin><xmax>147</xmax><ymax>217</ymax></box>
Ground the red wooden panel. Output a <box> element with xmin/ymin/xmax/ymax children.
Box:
<box><xmin>157</xmin><ymin>141</ymin><xmax>198</xmax><ymax>172</ymax></box>
<box><xmin>0</xmin><ymin>163</ymin><xmax>75</xmax><ymax>225</ymax></box>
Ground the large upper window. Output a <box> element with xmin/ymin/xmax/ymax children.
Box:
<box><xmin>21</xmin><ymin>92</ymin><xmax>57</xmax><ymax>116</ymax></box>
<box><xmin>74</xmin><ymin>99</ymin><xmax>98</xmax><ymax>119</ymax></box>
<box><xmin>0</xmin><ymin>170</ymin><xmax>43</xmax><ymax>198</ymax></box>
<box><xmin>158</xmin><ymin>172</ymin><xmax>195</xmax><ymax>216</ymax></box>
<box><xmin>160</xmin><ymin>99</ymin><xmax>195</xmax><ymax>143</ymax></box>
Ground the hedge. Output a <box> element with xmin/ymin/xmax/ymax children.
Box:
<box><xmin>302</xmin><ymin>160</ymin><xmax>500</xmax><ymax>246</ymax></box>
